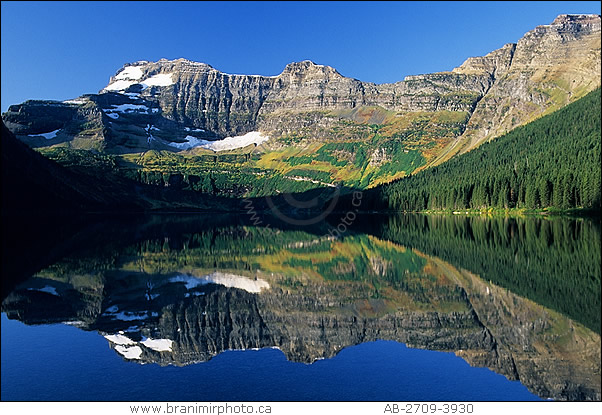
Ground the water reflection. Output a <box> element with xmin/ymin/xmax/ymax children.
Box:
<box><xmin>1</xmin><ymin>213</ymin><xmax>600</xmax><ymax>401</ymax></box>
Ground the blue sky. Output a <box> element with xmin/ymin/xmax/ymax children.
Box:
<box><xmin>1</xmin><ymin>1</ymin><xmax>600</xmax><ymax>112</ymax></box>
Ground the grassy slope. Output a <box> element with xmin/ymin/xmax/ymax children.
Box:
<box><xmin>37</xmin><ymin>107</ymin><xmax>470</xmax><ymax>197</ymax></box>
<box><xmin>344</xmin><ymin>88</ymin><xmax>601</xmax><ymax>212</ymax></box>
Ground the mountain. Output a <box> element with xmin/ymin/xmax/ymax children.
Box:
<box><xmin>0</xmin><ymin>120</ymin><xmax>245</xmax><ymax>213</ymax></box>
<box><xmin>1</xmin><ymin>14</ymin><xmax>600</xmax><ymax>197</ymax></box>
<box><xmin>444</xmin><ymin>14</ymin><xmax>601</xmax><ymax>160</ymax></box>
<box><xmin>342</xmin><ymin>87</ymin><xmax>601</xmax><ymax>212</ymax></box>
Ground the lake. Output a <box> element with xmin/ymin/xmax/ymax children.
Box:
<box><xmin>1</xmin><ymin>213</ymin><xmax>600</xmax><ymax>401</ymax></box>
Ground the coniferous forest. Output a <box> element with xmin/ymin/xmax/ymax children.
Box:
<box><xmin>356</xmin><ymin>88</ymin><xmax>601</xmax><ymax>212</ymax></box>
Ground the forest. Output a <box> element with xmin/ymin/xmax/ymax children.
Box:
<box><xmin>355</xmin><ymin>88</ymin><xmax>601</xmax><ymax>212</ymax></box>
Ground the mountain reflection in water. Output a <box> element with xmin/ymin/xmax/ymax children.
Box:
<box><xmin>1</xmin><ymin>213</ymin><xmax>600</xmax><ymax>401</ymax></box>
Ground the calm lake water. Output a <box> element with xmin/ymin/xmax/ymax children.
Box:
<box><xmin>1</xmin><ymin>213</ymin><xmax>600</xmax><ymax>401</ymax></box>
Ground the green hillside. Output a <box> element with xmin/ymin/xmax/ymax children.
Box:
<box><xmin>356</xmin><ymin>88</ymin><xmax>601</xmax><ymax>212</ymax></box>
<box><xmin>35</xmin><ymin>108</ymin><xmax>467</xmax><ymax>197</ymax></box>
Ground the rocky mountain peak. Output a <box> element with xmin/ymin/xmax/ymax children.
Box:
<box><xmin>279</xmin><ymin>60</ymin><xmax>343</xmax><ymax>81</ymax></box>
<box><xmin>157</xmin><ymin>58</ymin><xmax>215</xmax><ymax>71</ymax></box>
<box><xmin>551</xmin><ymin>13</ymin><xmax>601</xmax><ymax>27</ymax></box>
<box><xmin>531</xmin><ymin>13</ymin><xmax>601</xmax><ymax>37</ymax></box>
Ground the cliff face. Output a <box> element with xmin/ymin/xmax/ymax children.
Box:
<box><xmin>260</xmin><ymin>60</ymin><xmax>488</xmax><ymax>114</ymax></box>
<box><xmin>80</xmin><ymin>57</ymin><xmax>486</xmax><ymax>142</ymax></box>
<box><xmin>133</xmin><ymin>59</ymin><xmax>276</xmax><ymax>137</ymax></box>
<box><xmin>1</xmin><ymin>14</ymin><xmax>600</xmax><ymax>174</ymax></box>
<box><xmin>446</xmin><ymin>14</ymin><xmax>602</xmax><ymax>159</ymax></box>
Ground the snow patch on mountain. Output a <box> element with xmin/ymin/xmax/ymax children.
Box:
<box><xmin>103</xmin><ymin>103</ymin><xmax>158</xmax><ymax>119</ymax></box>
<box><xmin>116</xmin><ymin>66</ymin><xmax>143</xmax><ymax>80</ymax></box>
<box><xmin>105</xmin><ymin>332</ymin><xmax>173</xmax><ymax>358</ymax></box>
<box><xmin>168</xmin><ymin>274</ymin><xmax>207</xmax><ymax>290</ymax></box>
<box><xmin>104</xmin><ymin>334</ymin><xmax>136</xmax><ymax>346</ymax></box>
<box><xmin>204</xmin><ymin>272</ymin><xmax>270</xmax><ymax>293</ymax></box>
<box><xmin>166</xmin><ymin>135</ymin><xmax>208</xmax><ymax>150</ymax></box>
<box><xmin>104</xmin><ymin>79</ymin><xmax>137</xmax><ymax>92</ymax></box>
<box><xmin>63</xmin><ymin>99</ymin><xmax>87</xmax><ymax>105</ymax></box>
<box><xmin>108</xmin><ymin>104</ymin><xmax>149</xmax><ymax>113</ymax></box>
<box><xmin>28</xmin><ymin>129</ymin><xmax>60</xmax><ymax>140</ymax></box>
<box><xmin>169</xmin><ymin>272</ymin><xmax>269</xmax><ymax>294</ymax></box>
<box><xmin>27</xmin><ymin>285</ymin><xmax>59</xmax><ymax>296</ymax></box>
<box><xmin>142</xmin><ymin>73</ymin><xmax>174</xmax><ymax>87</ymax></box>
<box><xmin>103</xmin><ymin>71</ymin><xmax>174</xmax><ymax>93</ymax></box>
<box><xmin>114</xmin><ymin>345</ymin><xmax>143</xmax><ymax>359</ymax></box>
<box><xmin>166</xmin><ymin>131</ymin><xmax>268</xmax><ymax>151</ymax></box>
<box><xmin>103</xmin><ymin>306</ymin><xmax>158</xmax><ymax>321</ymax></box>
<box><xmin>112</xmin><ymin>311</ymin><xmax>157</xmax><ymax>321</ymax></box>
<box><xmin>141</xmin><ymin>337</ymin><xmax>174</xmax><ymax>352</ymax></box>
<box><xmin>206</xmin><ymin>131</ymin><xmax>268</xmax><ymax>151</ymax></box>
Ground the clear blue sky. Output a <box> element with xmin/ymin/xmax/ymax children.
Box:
<box><xmin>1</xmin><ymin>1</ymin><xmax>600</xmax><ymax>112</ymax></box>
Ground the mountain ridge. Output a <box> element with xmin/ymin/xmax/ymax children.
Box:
<box><xmin>2</xmin><ymin>14</ymin><xmax>600</xmax><ymax>195</ymax></box>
